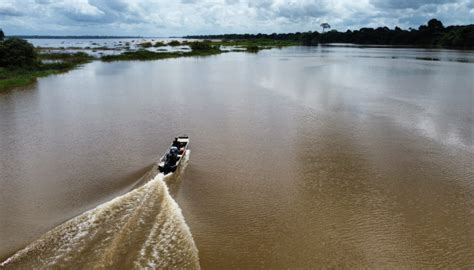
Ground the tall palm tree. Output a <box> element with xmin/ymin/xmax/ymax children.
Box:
<box><xmin>320</xmin><ymin>23</ymin><xmax>331</xmax><ymax>33</ymax></box>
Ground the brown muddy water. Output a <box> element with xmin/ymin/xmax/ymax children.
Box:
<box><xmin>1</xmin><ymin>46</ymin><xmax>473</xmax><ymax>269</ymax></box>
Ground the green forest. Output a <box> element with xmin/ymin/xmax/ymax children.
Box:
<box><xmin>187</xmin><ymin>19</ymin><xmax>474</xmax><ymax>48</ymax></box>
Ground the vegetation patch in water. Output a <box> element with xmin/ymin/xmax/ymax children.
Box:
<box><xmin>101</xmin><ymin>42</ymin><xmax>222</xmax><ymax>61</ymax></box>
<box><xmin>167</xmin><ymin>40</ymin><xmax>181</xmax><ymax>46</ymax></box>
<box><xmin>154</xmin><ymin>41</ymin><xmax>166</xmax><ymax>47</ymax></box>
<box><xmin>190</xmin><ymin>39</ymin><xmax>297</xmax><ymax>53</ymax></box>
<box><xmin>139</xmin><ymin>42</ymin><xmax>153</xmax><ymax>48</ymax></box>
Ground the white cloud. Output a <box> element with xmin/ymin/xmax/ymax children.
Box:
<box><xmin>0</xmin><ymin>0</ymin><xmax>472</xmax><ymax>36</ymax></box>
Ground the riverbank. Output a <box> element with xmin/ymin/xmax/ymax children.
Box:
<box><xmin>0</xmin><ymin>52</ymin><xmax>93</xmax><ymax>90</ymax></box>
<box><xmin>1</xmin><ymin>39</ymin><xmax>295</xmax><ymax>90</ymax></box>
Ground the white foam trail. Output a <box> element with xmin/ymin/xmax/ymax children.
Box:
<box><xmin>1</xmin><ymin>152</ymin><xmax>199</xmax><ymax>269</ymax></box>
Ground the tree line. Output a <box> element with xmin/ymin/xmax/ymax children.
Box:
<box><xmin>186</xmin><ymin>19</ymin><xmax>474</xmax><ymax>49</ymax></box>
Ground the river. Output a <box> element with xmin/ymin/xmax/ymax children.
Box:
<box><xmin>1</xmin><ymin>46</ymin><xmax>473</xmax><ymax>268</ymax></box>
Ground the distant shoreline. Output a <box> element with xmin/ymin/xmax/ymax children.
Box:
<box><xmin>10</xmin><ymin>36</ymin><xmax>147</xmax><ymax>39</ymax></box>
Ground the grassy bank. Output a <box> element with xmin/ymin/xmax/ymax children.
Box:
<box><xmin>1</xmin><ymin>39</ymin><xmax>293</xmax><ymax>90</ymax></box>
<box><xmin>1</xmin><ymin>44</ymin><xmax>224</xmax><ymax>89</ymax></box>
<box><xmin>0</xmin><ymin>52</ymin><xmax>93</xmax><ymax>90</ymax></box>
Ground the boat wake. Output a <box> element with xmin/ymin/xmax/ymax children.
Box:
<box><xmin>1</xmin><ymin>152</ymin><xmax>199</xmax><ymax>270</ymax></box>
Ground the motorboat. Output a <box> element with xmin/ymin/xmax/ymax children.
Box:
<box><xmin>158</xmin><ymin>135</ymin><xmax>190</xmax><ymax>175</ymax></box>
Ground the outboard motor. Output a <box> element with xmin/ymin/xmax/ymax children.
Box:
<box><xmin>166</xmin><ymin>146</ymin><xmax>179</xmax><ymax>166</ymax></box>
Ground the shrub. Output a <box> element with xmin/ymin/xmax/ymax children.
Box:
<box><xmin>168</xmin><ymin>40</ymin><xmax>181</xmax><ymax>46</ymax></box>
<box><xmin>139</xmin><ymin>42</ymin><xmax>153</xmax><ymax>48</ymax></box>
<box><xmin>246</xmin><ymin>45</ymin><xmax>260</xmax><ymax>52</ymax></box>
<box><xmin>0</xmin><ymin>38</ymin><xmax>37</xmax><ymax>68</ymax></box>
<box><xmin>154</xmin><ymin>41</ymin><xmax>166</xmax><ymax>47</ymax></box>
<box><xmin>189</xmin><ymin>41</ymin><xmax>212</xmax><ymax>51</ymax></box>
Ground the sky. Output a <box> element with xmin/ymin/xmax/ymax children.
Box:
<box><xmin>0</xmin><ymin>0</ymin><xmax>473</xmax><ymax>36</ymax></box>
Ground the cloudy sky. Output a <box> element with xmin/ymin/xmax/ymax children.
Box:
<box><xmin>0</xmin><ymin>0</ymin><xmax>473</xmax><ymax>36</ymax></box>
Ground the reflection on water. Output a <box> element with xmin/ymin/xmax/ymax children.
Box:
<box><xmin>1</xmin><ymin>46</ymin><xmax>473</xmax><ymax>268</ymax></box>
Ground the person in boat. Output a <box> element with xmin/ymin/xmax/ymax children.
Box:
<box><xmin>172</xmin><ymin>137</ymin><xmax>180</xmax><ymax>148</ymax></box>
<box><xmin>166</xmin><ymin>146</ymin><xmax>180</xmax><ymax>166</ymax></box>
<box><xmin>172</xmin><ymin>137</ymin><xmax>186</xmax><ymax>154</ymax></box>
